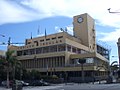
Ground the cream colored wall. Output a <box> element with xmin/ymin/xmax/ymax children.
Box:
<box><xmin>86</xmin><ymin>14</ymin><xmax>96</xmax><ymax>52</ymax></box>
<box><xmin>73</xmin><ymin>14</ymin><xmax>88</xmax><ymax>46</ymax></box>
<box><xmin>26</xmin><ymin>32</ymin><xmax>65</xmax><ymax>45</ymax></box>
<box><xmin>17</xmin><ymin>52</ymin><xmax>65</xmax><ymax>60</ymax></box>
<box><xmin>73</xmin><ymin>13</ymin><xmax>96</xmax><ymax>53</ymax></box>
<box><xmin>65</xmin><ymin>38</ymin><xmax>89</xmax><ymax>51</ymax></box>
<box><xmin>27</xmin><ymin>65</ymin><xmax>95</xmax><ymax>72</ymax></box>
<box><xmin>16</xmin><ymin>32</ymin><xmax>65</xmax><ymax>51</ymax></box>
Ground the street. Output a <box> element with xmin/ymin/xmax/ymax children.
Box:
<box><xmin>53</xmin><ymin>83</ymin><xmax>120</xmax><ymax>90</ymax></box>
<box><xmin>1</xmin><ymin>83</ymin><xmax>120</xmax><ymax>90</ymax></box>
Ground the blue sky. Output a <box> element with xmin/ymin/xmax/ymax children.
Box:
<box><xmin>0</xmin><ymin>0</ymin><xmax>120</xmax><ymax>64</ymax></box>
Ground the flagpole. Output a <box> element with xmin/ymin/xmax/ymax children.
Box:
<box><xmin>31</xmin><ymin>32</ymin><xmax>32</xmax><ymax>39</ymax></box>
<box><xmin>45</xmin><ymin>28</ymin><xmax>47</xmax><ymax>39</ymax></box>
<box><xmin>37</xmin><ymin>25</ymin><xmax>40</xmax><ymax>35</ymax></box>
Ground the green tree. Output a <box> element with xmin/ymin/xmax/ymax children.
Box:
<box><xmin>0</xmin><ymin>57</ymin><xmax>6</xmax><ymax>80</ymax></box>
<box><xmin>0</xmin><ymin>50</ymin><xmax>21</xmax><ymax>88</ymax></box>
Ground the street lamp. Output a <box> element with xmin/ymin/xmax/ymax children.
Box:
<box><xmin>78</xmin><ymin>58</ymin><xmax>86</xmax><ymax>83</ymax></box>
<box><xmin>111</xmin><ymin>56</ymin><xmax>119</xmax><ymax>69</ymax></box>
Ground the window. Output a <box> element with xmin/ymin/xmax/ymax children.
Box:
<box><xmin>36</xmin><ymin>48</ymin><xmax>42</xmax><ymax>54</ymax></box>
<box><xmin>58</xmin><ymin>36</ymin><xmax>63</xmax><ymax>39</ymax></box>
<box><xmin>27</xmin><ymin>42</ymin><xmax>31</xmax><ymax>44</ymax></box>
<box><xmin>58</xmin><ymin>44</ymin><xmax>66</xmax><ymax>51</ymax></box>
<box><xmin>46</xmin><ymin>42</ymin><xmax>48</xmax><ymax>45</ymax></box>
<box><xmin>56</xmin><ymin>40</ymin><xmax>58</xmax><ymax>43</ymax></box>
<box><xmin>67</xmin><ymin>45</ymin><xmax>71</xmax><ymax>52</ymax></box>
<box><xmin>23</xmin><ymin>50</ymin><xmax>28</xmax><ymax>55</ymax></box>
<box><xmin>72</xmin><ymin>47</ymin><xmax>76</xmax><ymax>53</ymax></box>
<box><xmin>29</xmin><ymin>49</ymin><xmax>35</xmax><ymax>55</ymax></box>
<box><xmin>77</xmin><ymin>48</ymin><xmax>81</xmax><ymax>54</ymax></box>
<box><xmin>49</xmin><ymin>45</ymin><xmax>57</xmax><ymax>52</ymax></box>
<box><xmin>86</xmin><ymin>58</ymin><xmax>94</xmax><ymax>63</ymax></box>
<box><xmin>52</xmin><ymin>37</ymin><xmax>56</xmax><ymax>40</ymax></box>
<box><xmin>59</xmin><ymin>40</ymin><xmax>62</xmax><ymax>42</ymax></box>
<box><xmin>40</xmin><ymin>39</ymin><xmax>44</xmax><ymax>42</ymax></box>
<box><xmin>17</xmin><ymin>51</ymin><xmax>22</xmax><ymax>56</ymax></box>
<box><xmin>34</xmin><ymin>41</ymin><xmax>39</xmax><ymax>46</ymax></box>
<box><xmin>43</xmin><ymin>47</ymin><xmax>49</xmax><ymax>53</ymax></box>
<box><xmin>81</xmin><ymin>50</ymin><xmax>87</xmax><ymax>54</ymax></box>
<box><xmin>46</xmin><ymin>38</ymin><xmax>50</xmax><ymax>41</ymax></box>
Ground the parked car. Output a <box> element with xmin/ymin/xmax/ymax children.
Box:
<box><xmin>29</xmin><ymin>80</ymin><xmax>50</xmax><ymax>86</ymax></box>
<box><xmin>15</xmin><ymin>80</ymin><xmax>29</xmax><ymax>86</ymax></box>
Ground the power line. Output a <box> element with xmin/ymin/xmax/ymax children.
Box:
<box><xmin>0</xmin><ymin>37</ymin><xmax>24</xmax><ymax>46</ymax></box>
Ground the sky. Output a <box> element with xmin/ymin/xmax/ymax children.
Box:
<box><xmin>0</xmin><ymin>0</ymin><xmax>120</xmax><ymax>64</ymax></box>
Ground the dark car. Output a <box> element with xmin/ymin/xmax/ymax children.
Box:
<box><xmin>30</xmin><ymin>80</ymin><xmax>50</xmax><ymax>86</ymax></box>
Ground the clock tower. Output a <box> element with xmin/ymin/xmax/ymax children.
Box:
<box><xmin>73</xmin><ymin>13</ymin><xmax>96</xmax><ymax>52</ymax></box>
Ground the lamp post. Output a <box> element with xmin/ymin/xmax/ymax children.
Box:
<box><xmin>79</xmin><ymin>58</ymin><xmax>86</xmax><ymax>83</ymax></box>
<box><xmin>111</xmin><ymin>56</ymin><xmax>119</xmax><ymax>69</ymax></box>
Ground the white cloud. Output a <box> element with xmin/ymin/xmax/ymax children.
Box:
<box><xmin>1</xmin><ymin>0</ymin><xmax>120</xmax><ymax>26</ymax></box>
<box><xmin>66</xmin><ymin>25</ymin><xmax>73</xmax><ymax>35</ymax></box>
<box><xmin>55</xmin><ymin>25</ymin><xmax>73</xmax><ymax>35</ymax></box>
<box><xmin>98</xmin><ymin>29</ymin><xmax>120</xmax><ymax>42</ymax></box>
<box><xmin>1</xmin><ymin>0</ymin><xmax>120</xmax><ymax>42</ymax></box>
<box><xmin>37</xmin><ymin>34</ymin><xmax>44</xmax><ymax>37</ymax></box>
<box><xmin>55</xmin><ymin>26</ymin><xmax>64</xmax><ymax>33</ymax></box>
<box><xmin>0</xmin><ymin>0</ymin><xmax>43</xmax><ymax>24</ymax></box>
<box><xmin>55</xmin><ymin>26</ymin><xmax>60</xmax><ymax>31</ymax></box>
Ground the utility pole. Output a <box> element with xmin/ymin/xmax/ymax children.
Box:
<box><xmin>79</xmin><ymin>59</ymin><xmax>86</xmax><ymax>83</ymax></box>
<box><xmin>8</xmin><ymin>37</ymin><xmax>11</xmax><ymax>46</ymax></box>
<box><xmin>0</xmin><ymin>37</ymin><xmax>24</xmax><ymax>46</ymax></box>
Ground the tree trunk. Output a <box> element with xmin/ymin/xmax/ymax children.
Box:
<box><xmin>13</xmin><ymin>66</ymin><xmax>15</xmax><ymax>81</ymax></box>
<box><xmin>6</xmin><ymin>69</ymin><xmax>10</xmax><ymax>88</ymax></box>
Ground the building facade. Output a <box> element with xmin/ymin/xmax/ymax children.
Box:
<box><xmin>9</xmin><ymin>13</ymin><xmax>110</xmax><ymax>82</ymax></box>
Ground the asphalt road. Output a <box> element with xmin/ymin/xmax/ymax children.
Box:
<box><xmin>48</xmin><ymin>83</ymin><xmax>120</xmax><ymax>90</ymax></box>
<box><xmin>1</xmin><ymin>83</ymin><xmax>120</xmax><ymax>90</ymax></box>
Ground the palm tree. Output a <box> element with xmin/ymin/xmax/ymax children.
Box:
<box><xmin>0</xmin><ymin>50</ymin><xmax>21</xmax><ymax>88</ymax></box>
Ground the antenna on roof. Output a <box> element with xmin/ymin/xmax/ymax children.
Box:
<box><xmin>60</xmin><ymin>28</ymin><xmax>64</xmax><ymax>32</ymax></box>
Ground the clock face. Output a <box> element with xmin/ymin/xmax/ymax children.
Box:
<box><xmin>77</xmin><ymin>17</ymin><xmax>83</xmax><ymax>23</ymax></box>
